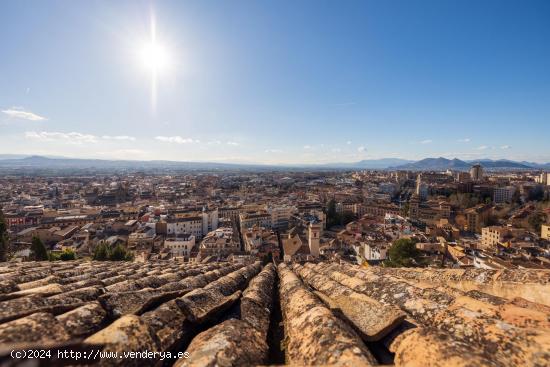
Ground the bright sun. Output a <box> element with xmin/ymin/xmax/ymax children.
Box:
<box><xmin>140</xmin><ymin>42</ymin><xmax>170</xmax><ymax>72</ymax></box>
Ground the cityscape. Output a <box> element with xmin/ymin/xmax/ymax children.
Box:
<box><xmin>1</xmin><ymin>1</ymin><xmax>550</xmax><ymax>366</ymax></box>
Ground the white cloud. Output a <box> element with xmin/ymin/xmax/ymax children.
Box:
<box><xmin>346</xmin><ymin>141</ymin><xmax>352</xmax><ymax>145</ymax></box>
<box><xmin>2</xmin><ymin>107</ymin><xmax>47</xmax><ymax>121</ymax></box>
<box><xmin>457</xmin><ymin>138</ymin><xmax>471</xmax><ymax>143</ymax></box>
<box><xmin>420</xmin><ymin>139</ymin><xmax>433</xmax><ymax>144</ymax></box>
<box><xmin>331</xmin><ymin>148</ymin><xmax>342</xmax><ymax>153</ymax></box>
<box><xmin>226</xmin><ymin>141</ymin><xmax>239</xmax><ymax>146</ymax></box>
<box><xmin>155</xmin><ymin>136</ymin><xmax>199</xmax><ymax>144</ymax></box>
<box><xmin>207</xmin><ymin>140</ymin><xmax>222</xmax><ymax>145</ymax></box>
<box><xmin>500</xmin><ymin>145</ymin><xmax>511</xmax><ymax>150</ymax></box>
<box><xmin>357</xmin><ymin>146</ymin><xmax>366</xmax><ymax>152</ymax></box>
<box><xmin>265</xmin><ymin>149</ymin><xmax>283</xmax><ymax>153</ymax></box>
<box><xmin>303</xmin><ymin>145</ymin><xmax>312</xmax><ymax>150</ymax></box>
<box><xmin>25</xmin><ymin>131</ymin><xmax>98</xmax><ymax>144</ymax></box>
<box><xmin>102</xmin><ymin>135</ymin><xmax>136</xmax><ymax>141</ymax></box>
<box><xmin>476</xmin><ymin>145</ymin><xmax>488</xmax><ymax>150</ymax></box>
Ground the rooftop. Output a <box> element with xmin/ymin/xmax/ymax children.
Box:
<box><xmin>0</xmin><ymin>260</ymin><xmax>549</xmax><ymax>366</ymax></box>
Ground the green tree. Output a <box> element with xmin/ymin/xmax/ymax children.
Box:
<box><xmin>528</xmin><ymin>186</ymin><xmax>544</xmax><ymax>202</ymax></box>
<box><xmin>109</xmin><ymin>243</ymin><xmax>133</xmax><ymax>261</ymax></box>
<box><xmin>326</xmin><ymin>199</ymin><xmax>337</xmax><ymax>227</ymax></box>
<box><xmin>30</xmin><ymin>236</ymin><xmax>49</xmax><ymax>261</ymax></box>
<box><xmin>93</xmin><ymin>242</ymin><xmax>109</xmax><ymax>261</ymax></box>
<box><xmin>0</xmin><ymin>208</ymin><xmax>8</xmax><ymax>262</ymax></box>
<box><xmin>59</xmin><ymin>248</ymin><xmax>76</xmax><ymax>261</ymax></box>
<box><xmin>384</xmin><ymin>238</ymin><xmax>421</xmax><ymax>267</ymax></box>
<box><xmin>528</xmin><ymin>211</ymin><xmax>546</xmax><ymax>233</ymax></box>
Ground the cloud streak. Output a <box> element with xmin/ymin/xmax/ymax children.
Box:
<box><xmin>155</xmin><ymin>136</ymin><xmax>200</xmax><ymax>144</ymax></box>
<box><xmin>2</xmin><ymin>107</ymin><xmax>47</xmax><ymax>121</ymax></box>
<box><xmin>25</xmin><ymin>131</ymin><xmax>98</xmax><ymax>144</ymax></box>
<box><xmin>102</xmin><ymin>135</ymin><xmax>136</xmax><ymax>141</ymax></box>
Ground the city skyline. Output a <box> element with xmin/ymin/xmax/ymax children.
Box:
<box><xmin>1</xmin><ymin>0</ymin><xmax>549</xmax><ymax>163</ymax></box>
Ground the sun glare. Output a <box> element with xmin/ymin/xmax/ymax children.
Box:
<box><xmin>139</xmin><ymin>10</ymin><xmax>173</xmax><ymax>114</ymax></box>
<box><xmin>140</xmin><ymin>42</ymin><xmax>170</xmax><ymax>72</ymax></box>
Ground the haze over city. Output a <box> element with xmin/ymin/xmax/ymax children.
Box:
<box><xmin>1</xmin><ymin>0</ymin><xmax>549</xmax><ymax>164</ymax></box>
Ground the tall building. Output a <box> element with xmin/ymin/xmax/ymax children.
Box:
<box><xmin>415</xmin><ymin>174</ymin><xmax>428</xmax><ymax>200</ymax></box>
<box><xmin>493</xmin><ymin>186</ymin><xmax>516</xmax><ymax>204</ymax></box>
<box><xmin>307</xmin><ymin>221</ymin><xmax>321</xmax><ymax>258</ymax></box>
<box><xmin>470</xmin><ymin>164</ymin><xmax>484</xmax><ymax>182</ymax></box>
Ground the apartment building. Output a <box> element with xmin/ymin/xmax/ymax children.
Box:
<box><xmin>493</xmin><ymin>186</ymin><xmax>516</xmax><ymax>204</ymax></box>
<box><xmin>481</xmin><ymin>226</ymin><xmax>509</xmax><ymax>249</ymax></box>
<box><xmin>164</xmin><ymin>234</ymin><xmax>195</xmax><ymax>258</ymax></box>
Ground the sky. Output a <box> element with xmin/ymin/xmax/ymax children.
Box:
<box><xmin>1</xmin><ymin>0</ymin><xmax>549</xmax><ymax>164</ymax></box>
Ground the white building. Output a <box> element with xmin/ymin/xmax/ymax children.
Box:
<box><xmin>167</xmin><ymin>216</ymin><xmax>203</xmax><ymax>238</ymax></box>
<box><xmin>164</xmin><ymin>234</ymin><xmax>195</xmax><ymax>258</ymax></box>
<box><xmin>167</xmin><ymin>209</ymin><xmax>219</xmax><ymax>239</ymax></box>
<box><xmin>537</xmin><ymin>172</ymin><xmax>549</xmax><ymax>186</ymax></box>
<box><xmin>363</xmin><ymin>242</ymin><xmax>388</xmax><ymax>261</ymax></box>
<box><xmin>239</xmin><ymin>211</ymin><xmax>272</xmax><ymax>231</ymax></box>
<box><xmin>201</xmin><ymin>208</ymin><xmax>219</xmax><ymax>235</ymax></box>
<box><xmin>267</xmin><ymin>204</ymin><xmax>295</xmax><ymax>230</ymax></box>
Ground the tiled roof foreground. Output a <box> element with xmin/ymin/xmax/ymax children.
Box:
<box><xmin>0</xmin><ymin>260</ymin><xmax>548</xmax><ymax>366</ymax></box>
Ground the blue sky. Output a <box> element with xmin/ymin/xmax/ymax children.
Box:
<box><xmin>1</xmin><ymin>0</ymin><xmax>549</xmax><ymax>163</ymax></box>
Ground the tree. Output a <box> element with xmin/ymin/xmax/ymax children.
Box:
<box><xmin>93</xmin><ymin>242</ymin><xmax>109</xmax><ymax>261</ymax></box>
<box><xmin>93</xmin><ymin>241</ymin><xmax>133</xmax><ymax>261</ymax></box>
<box><xmin>0</xmin><ymin>208</ymin><xmax>8</xmax><ymax>262</ymax></box>
<box><xmin>326</xmin><ymin>199</ymin><xmax>337</xmax><ymax>227</ymax></box>
<box><xmin>528</xmin><ymin>211</ymin><xmax>546</xmax><ymax>233</ymax></box>
<box><xmin>528</xmin><ymin>186</ymin><xmax>544</xmax><ymax>202</ymax></box>
<box><xmin>109</xmin><ymin>243</ymin><xmax>133</xmax><ymax>261</ymax></box>
<box><xmin>384</xmin><ymin>238</ymin><xmax>421</xmax><ymax>267</ymax></box>
<box><xmin>30</xmin><ymin>236</ymin><xmax>49</xmax><ymax>261</ymax></box>
<box><xmin>511</xmin><ymin>190</ymin><xmax>522</xmax><ymax>206</ymax></box>
<box><xmin>59</xmin><ymin>249</ymin><xmax>76</xmax><ymax>261</ymax></box>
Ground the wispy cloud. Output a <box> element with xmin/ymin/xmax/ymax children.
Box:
<box><xmin>457</xmin><ymin>138</ymin><xmax>470</xmax><ymax>143</ymax></box>
<box><xmin>420</xmin><ymin>139</ymin><xmax>433</xmax><ymax>144</ymax></box>
<box><xmin>265</xmin><ymin>149</ymin><xmax>283</xmax><ymax>153</ymax></box>
<box><xmin>346</xmin><ymin>141</ymin><xmax>352</xmax><ymax>145</ymax></box>
<box><xmin>357</xmin><ymin>146</ymin><xmax>366</xmax><ymax>152</ymax></box>
<box><xmin>303</xmin><ymin>145</ymin><xmax>312</xmax><ymax>150</ymax></box>
<box><xmin>3</xmin><ymin>107</ymin><xmax>47</xmax><ymax>121</ymax></box>
<box><xmin>102</xmin><ymin>135</ymin><xmax>136</xmax><ymax>141</ymax></box>
<box><xmin>476</xmin><ymin>145</ymin><xmax>489</xmax><ymax>150</ymax></box>
<box><xmin>155</xmin><ymin>136</ymin><xmax>200</xmax><ymax>144</ymax></box>
<box><xmin>25</xmin><ymin>131</ymin><xmax>98</xmax><ymax>144</ymax></box>
<box><xmin>226</xmin><ymin>141</ymin><xmax>239</xmax><ymax>146</ymax></box>
<box><xmin>500</xmin><ymin>145</ymin><xmax>511</xmax><ymax>150</ymax></box>
<box><xmin>331</xmin><ymin>148</ymin><xmax>342</xmax><ymax>153</ymax></box>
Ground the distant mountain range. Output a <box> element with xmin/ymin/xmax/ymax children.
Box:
<box><xmin>0</xmin><ymin>155</ymin><xmax>548</xmax><ymax>172</ymax></box>
<box><xmin>391</xmin><ymin>157</ymin><xmax>550</xmax><ymax>171</ymax></box>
